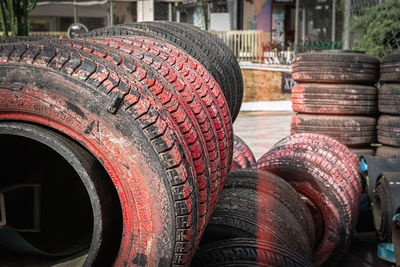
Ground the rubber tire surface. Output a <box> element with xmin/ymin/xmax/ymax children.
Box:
<box><xmin>191</xmin><ymin>238</ymin><xmax>312</xmax><ymax>267</ymax></box>
<box><xmin>373</xmin><ymin>176</ymin><xmax>394</xmax><ymax>242</ymax></box>
<box><xmin>147</xmin><ymin>21</ymin><xmax>243</xmax><ymax>122</ymax></box>
<box><xmin>292</xmin><ymin>52</ymin><xmax>379</xmax><ymax>84</ymax></box>
<box><xmin>0</xmin><ymin>42</ymin><xmax>198</xmax><ymax>265</ymax></box>
<box><xmin>376</xmin><ymin>146</ymin><xmax>400</xmax><ymax>158</ymax></box>
<box><xmin>217</xmin><ymin>169</ymin><xmax>315</xmax><ymax>249</ymax></box>
<box><xmin>351</xmin><ymin>148</ymin><xmax>375</xmax><ymax>158</ymax></box>
<box><xmin>377</xmin><ymin>115</ymin><xmax>400</xmax><ymax>147</ymax></box>
<box><xmin>231</xmin><ymin>135</ymin><xmax>256</xmax><ymax>170</ymax></box>
<box><xmin>380</xmin><ymin>53</ymin><xmax>400</xmax><ymax>82</ymax></box>
<box><xmin>291</xmin><ymin>114</ymin><xmax>377</xmax><ymax>146</ymax></box>
<box><xmin>256</xmin><ymin>146</ymin><xmax>354</xmax><ymax>266</ymax></box>
<box><xmin>379</xmin><ymin>83</ymin><xmax>400</xmax><ymax>115</ymax></box>
<box><xmin>292</xmin><ymin>83</ymin><xmax>377</xmax><ymax>115</ymax></box>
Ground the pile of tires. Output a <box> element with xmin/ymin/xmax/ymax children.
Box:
<box><xmin>0</xmin><ymin>22</ymin><xmax>242</xmax><ymax>266</ymax></box>
<box><xmin>291</xmin><ymin>52</ymin><xmax>380</xmax><ymax>157</ymax></box>
<box><xmin>230</xmin><ymin>134</ymin><xmax>256</xmax><ymax>170</ymax></box>
<box><xmin>376</xmin><ymin>53</ymin><xmax>400</xmax><ymax>158</ymax></box>
<box><xmin>256</xmin><ymin>133</ymin><xmax>362</xmax><ymax>266</ymax></box>
<box><xmin>192</xmin><ymin>169</ymin><xmax>314</xmax><ymax>267</ymax></box>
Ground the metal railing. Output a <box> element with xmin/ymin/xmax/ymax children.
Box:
<box><xmin>212</xmin><ymin>30</ymin><xmax>270</xmax><ymax>63</ymax></box>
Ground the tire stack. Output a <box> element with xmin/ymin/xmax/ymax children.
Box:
<box><xmin>291</xmin><ymin>52</ymin><xmax>380</xmax><ymax>158</ymax></box>
<box><xmin>0</xmin><ymin>22</ymin><xmax>242</xmax><ymax>266</ymax></box>
<box><xmin>376</xmin><ymin>53</ymin><xmax>400</xmax><ymax>158</ymax></box>
<box><xmin>191</xmin><ymin>169</ymin><xmax>314</xmax><ymax>267</ymax></box>
<box><xmin>256</xmin><ymin>133</ymin><xmax>362</xmax><ymax>266</ymax></box>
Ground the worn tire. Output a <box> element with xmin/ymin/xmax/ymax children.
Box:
<box><xmin>379</xmin><ymin>83</ymin><xmax>400</xmax><ymax>115</ymax></box>
<box><xmin>291</xmin><ymin>114</ymin><xmax>377</xmax><ymax>146</ymax></box>
<box><xmin>147</xmin><ymin>21</ymin><xmax>243</xmax><ymax>122</ymax></box>
<box><xmin>380</xmin><ymin>53</ymin><xmax>400</xmax><ymax>82</ymax></box>
<box><xmin>256</xmin><ymin>147</ymin><xmax>354</xmax><ymax>266</ymax></box>
<box><xmin>271</xmin><ymin>134</ymin><xmax>362</xmax><ymax>221</ymax></box>
<box><xmin>376</xmin><ymin>146</ymin><xmax>400</xmax><ymax>158</ymax></box>
<box><xmin>351</xmin><ymin>148</ymin><xmax>375</xmax><ymax>158</ymax></box>
<box><xmin>377</xmin><ymin>115</ymin><xmax>400</xmax><ymax>147</ymax></box>
<box><xmin>0</xmin><ymin>42</ymin><xmax>199</xmax><ymax>265</ymax></box>
<box><xmin>292</xmin><ymin>52</ymin><xmax>379</xmax><ymax>84</ymax></box>
<box><xmin>191</xmin><ymin>238</ymin><xmax>312</xmax><ymax>267</ymax></box>
<box><xmin>373</xmin><ymin>175</ymin><xmax>394</xmax><ymax>242</ymax></box>
<box><xmin>218</xmin><ymin>169</ymin><xmax>315</xmax><ymax>249</ymax></box>
<box><xmin>231</xmin><ymin>135</ymin><xmax>256</xmax><ymax>170</ymax></box>
<box><xmin>292</xmin><ymin>83</ymin><xmax>377</xmax><ymax>115</ymax></box>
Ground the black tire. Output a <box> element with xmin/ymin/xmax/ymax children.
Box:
<box><xmin>231</xmin><ymin>135</ymin><xmax>256</xmax><ymax>170</ymax></box>
<box><xmin>292</xmin><ymin>52</ymin><xmax>379</xmax><ymax>84</ymax></box>
<box><xmin>220</xmin><ymin>169</ymin><xmax>315</xmax><ymax>248</ymax></box>
<box><xmin>154</xmin><ymin>21</ymin><xmax>243</xmax><ymax>122</ymax></box>
<box><xmin>257</xmin><ymin>147</ymin><xmax>354</xmax><ymax>266</ymax></box>
<box><xmin>292</xmin><ymin>83</ymin><xmax>377</xmax><ymax>115</ymax></box>
<box><xmin>373</xmin><ymin>175</ymin><xmax>394</xmax><ymax>242</ymax></box>
<box><xmin>191</xmin><ymin>238</ymin><xmax>312</xmax><ymax>267</ymax></box>
<box><xmin>380</xmin><ymin>53</ymin><xmax>400</xmax><ymax>82</ymax></box>
<box><xmin>377</xmin><ymin>115</ymin><xmax>400</xmax><ymax>147</ymax></box>
<box><xmin>291</xmin><ymin>114</ymin><xmax>377</xmax><ymax>147</ymax></box>
<box><xmin>376</xmin><ymin>145</ymin><xmax>400</xmax><ymax>158</ymax></box>
<box><xmin>378</xmin><ymin>83</ymin><xmax>400</xmax><ymax>115</ymax></box>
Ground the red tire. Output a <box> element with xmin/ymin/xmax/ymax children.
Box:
<box><xmin>0</xmin><ymin>42</ymin><xmax>199</xmax><ymax>265</ymax></box>
<box><xmin>231</xmin><ymin>135</ymin><xmax>256</xmax><ymax>170</ymax></box>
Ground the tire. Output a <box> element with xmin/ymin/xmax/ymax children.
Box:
<box><xmin>292</xmin><ymin>52</ymin><xmax>379</xmax><ymax>84</ymax></box>
<box><xmin>150</xmin><ymin>21</ymin><xmax>244</xmax><ymax>122</ymax></box>
<box><xmin>373</xmin><ymin>175</ymin><xmax>394</xmax><ymax>242</ymax></box>
<box><xmin>380</xmin><ymin>53</ymin><xmax>400</xmax><ymax>82</ymax></box>
<box><xmin>256</xmin><ymin>147</ymin><xmax>354</xmax><ymax>266</ymax></box>
<box><xmin>191</xmin><ymin>238</ymin><xmax>312</xmax><ymax>267</ymax></box>
<box><xmin>291</xmin><ymin>114</ymin><xmax>377</xmax><ymax>147</ymax></box>
<box><xmin>231</xmin><ymin>135</ymin><xmax>256</xmax><ymax>170</ymax></box>
<box><xmin>292</xmin><ymin>83</ymin><xmax>377</xmax><ymax>115</ymax></box>
<box><xmin>379</xmin><ymin>83</ymin><xmax>400</xmax><ymax>115</ymax></box>
<box><xmin>271</xmin><ymin>134</ymin><xmax>362</xmax><ymax>221</ymax></box>
<box><xmin>77</xmin><ymin>35</ymin><xmax>233</xmax><ymax>200</ymax></box>
<box><xmin>219</xmin><ymin>169</ymin><xmax>315</xmax><ymax>249</ymax></box>
<box><xmin>376</xmin><ymin>145</ymin><xmax>400</xmax><ymax>158</ymax></box>
<box><xmin>351</xmin><ymin>148</ymin><xmax>375</xmax><ymax>157</ymax></box>
<box><xmin>0</xmin><ymin>42</ymin><xmax>198</xmax><ymax>265</ymax></box>
<box><xmin>87</xmin><ymin>23</ymin><xmax>238</xmax><ymax>122</ymax></box>
<box><xmin>377</xmin><ymin>115</ymin><xmax>400</xmax><ymax>147</ymax></box>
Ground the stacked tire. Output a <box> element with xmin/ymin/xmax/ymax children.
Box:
<box><xmin>192</xmin><ymin>169</ymin><xmax>314</xmax><ymax>267</ymax></box>
<box><xmin>231</xmin><ymin>134</ymin><xmax>256</xmax><ymax>170</ymax></box>
<box><xmin>376</xmin><ymin>53</ymin><xmax>400</xmax><ymax>158</ymax></box>
<box><xmin>291</xmin><ymin>52</ymin><xmax>380</xmax><ymax>158</ymax></box>
<box><xmin>0</xmin><ymin>22</ymin><xmax>240</xmax><ymax>266</ymax></box>
<box><xmin>256</xmin><ymin>133</ymin><xmax>362</xmax><ymax>266</ymax></box>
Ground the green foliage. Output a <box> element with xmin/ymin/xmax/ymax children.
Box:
<box><xmin>350</xmin><ymin>0</ymin><xmax>400</xmax><ymax>57</ymax></box>
<box><xmin>0</xmin><ymin>0</ymin><xmax>38</xmax><ymax>37</ymax></box>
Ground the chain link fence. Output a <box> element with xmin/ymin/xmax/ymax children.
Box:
<box><xmin>349</xmin><ymin>0</ymin><xmax>400</xmax><ymax>56</ymax></box>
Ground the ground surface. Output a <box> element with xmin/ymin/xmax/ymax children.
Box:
<box><xmin>234</xmin><ymin>111</ymin><xmax>392</xmax><ymax>266</ymax></box>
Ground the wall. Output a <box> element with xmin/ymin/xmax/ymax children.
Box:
<box><xmin>243</xmin><ymin>0</ymin><xmax>272</xmax><ymax>34</ymax></box>
<box><xmin>241</xmin><ymin>67</ymin><xmax>292</xmax><ymax>102</ymax></box>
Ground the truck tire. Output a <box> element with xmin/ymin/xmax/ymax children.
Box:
<box><xmin>291</xmin><ymin>114</ymin><xmax>377</xmax><ymax>146</ymax></box>
<box><xmin>380</xmin><ymin>53</ymin><xmax>400</xmax><ymax>82</ymax></box>
<box><xmin>191</xmin><ymin>238</ymin><xmax>312</xmax><ymax>267</ymax></box>
<box><xmin>292</xmin><ymin>83</ymin><xmax>377</xmax><ymax>115</ymax></box>
<box><xmin>292</xmin><ymin>52</ymin><xmax>379</xmax><ymax>84</ymax></box>
<box><xmin>377</xmin><ymin>115</ymin><xmax>400</xmax><ymax>147</ymax></box>
<box><xmin>231</xmin><ymin>135</ymin><xmax>256</xmax><ymax>170</ymax></box>
<box><xmin>0</xmin><ymin>42</ymin><xmax>199</xmax><ymax>265</ymax></box>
